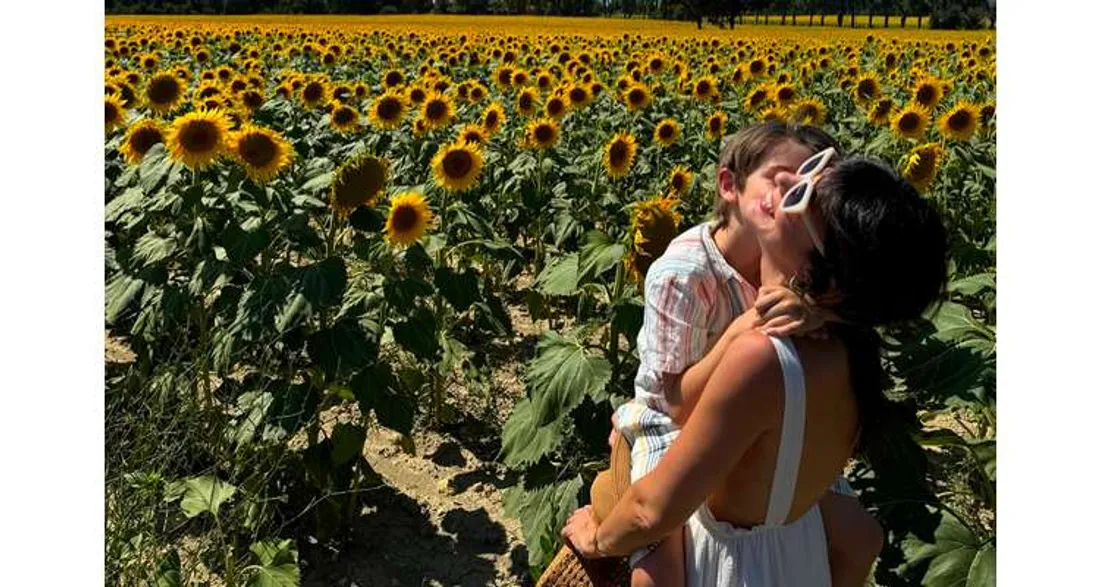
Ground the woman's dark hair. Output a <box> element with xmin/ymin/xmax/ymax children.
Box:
<box><xmin>799</xmin><ymin>156</ymin><xmax>949</xmax><ymax>454</ymax></box>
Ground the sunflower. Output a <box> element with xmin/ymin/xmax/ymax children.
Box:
<box><xmin>516</xmin><ymin>87</ymin><xmax>540</xmax><ymax>117</ymax></box>
<box><xmin>566</xmin><ymin>83</ymin><xmax>592</xmax><ymax>110</ymax></box>
<box><xmin>868</xmin><ymin>97</ymin><xmax>894</xmax><ymax>126</ymax></box>
<box><xmin>457</xmin><ymin>124</ymin><xmax>488</xmax><ymax>146</ymax></box>
<box><xmin>230</xmin><ymin>124</ymin><xmax>294</xmax><ymax>183</ymax></box>
<box><xmin>853</xmin><ymin>72</ymin><xmax>881</xmax><ymax>104</ymax></box>
<box><xmin>524</xmin><ymin>117</ymin><xmax>561</xmax><ymax>150</ymax></box>
<box><xmin>692</xmin><ymin>76</ymin><xmax>719</xmax><ymax>102</ymax></box>
<box><xmin>382</xmin><ymin>68</ymin><xmax>405</xmax><ymax>88</ymax></box>
<box><xmin>385</xmin><ymin>191</ymin><xmax>433</xmax><ymax>247</ymax></box>
<box><xmin>419</xmin><ymin>91</ymin><xmax>455</xmax><ymax>130</ymax></box>
<box><xmin>743</xmin><ymin>84</ymin><xmax>769</xmax><ymax>112</ymax></box>
<box><xmin>758</xmin><ymin>106</ymin><xmax>787</xmax><ymax>123</ymax></box>
<box><xmin>603</xmin><ymin>131</ymin><xmax>637</xmax><ymax>179</ymax></box>
<box><xmin>118</xmin><ymin>119</ymin><xmax>164</xmax><ymax>164</ymax></box>
<box><xmin>911</xmin><ymin>75</ymin><xmax>944</xmax><ymax>111</ymax></box>
<box><xmin>901</xmin><ymin>142</ymin><xmax>944</xmax><ymax>193</ymax></box>
<box><xmin>653</xmin><ymin>118</ymin><xmax>681</xmax><ymax>148</ymax></box>
<box><xmin>329</xmin><ymin>103</ymin><xmax>361</xmax><ymax>133</ymax></box>
<box><xmin>330</xmin><ymin>152</ymin><xmax>389</xmax><ymax>218</ymax></box>
<box><xmin>625</xmin><ymin>194</ymin><xmax>682</xmax><ymax>284</ymax></box>
<box><xmin>299</xmin><ymin>76</ymin><xmax>331</xmax><ymax>109</ymax></box>
<box><xmin>789</xmin><ymin>98</ymin><xmax>826</xmax><ymax>126</ymax></box>
<box><xmin>239</xmin><ymin>89</ymin><xmax>265</xmax><ymax>113</ymax></box>
<box><xmin>406</xmin><ymin>84</ymin><xmax>428</xmax><ymax>105</ymax></box>
<box><xmin>142</xmin><ymin>71</ymin><xmax>185</xmax><ymax>115</ymax></box>
<box><xmin>772</xmin><ymin>83</ymin><xmax>797</xmax><ymax>106</ymax></box>
<box><xmin>105</xmin><ymin>93</ymin><xmax>128</xmax><ymax>133</ymax></box>
<box><xmin>545</xmin><ymin>95</ymin><xmax>569</xmax><ymax>119</ymax></box>
<box><xmin>705</xmin><ymin>111</ymin><xmax>727</xmax><ymax>141</ymax></box>
<box><xmin>481</xmin><ymin>102</ymin><xmax>507</xmax><ymax>135</ymax></box>
<box><xmin>368</xmin><ymin>91</ymin><xmax>408</xmax><ymax>131</ymax></box>
<box><xmin>891</xmin><ymin>103</ymin><xmax>931</xmax><ymax>140</ymax></box>
<box><xmin>668</xmin><ymin>165</ymin><xmax>694</xmax><ymax>196</ymax></box>
<box><xmin>431</xmin><ymin>140</ymin><xmax>484</xmax><ymax>193</ymax></box>
<box><xmin>979</xmin><ymin>102</ymin><xmax>996</xmax><ymax>129</ymax></box>
<box><xmin>623</xmin><ymin>83</ymin><xmax>652</xmax><ymax>112</ymax></box>
<box><xmin>165</xmin><ymin>108</ymin><xmax>231</xmax><ymax>169</ymax></box>
<box><xmin>938</xmin><ymin>101</ymin><xmax>980</xmax><ymax>142</ymax></box>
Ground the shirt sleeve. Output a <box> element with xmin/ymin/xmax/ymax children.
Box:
<box><xmin>639</xmin><ymin>268</ymin><xmax>711</xmax><ymax>382</ymax></box>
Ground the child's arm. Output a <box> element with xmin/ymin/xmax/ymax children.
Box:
<box><xmin>666</xmin><ymin>307</ymin><xmax>761</xmax><ymax>423</ymax></box>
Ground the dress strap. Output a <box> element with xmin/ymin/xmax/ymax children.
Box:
<box><xmin>764</xmin><ymin>336</ymin><xmax>807</xmax><ymax>527</ymax></box>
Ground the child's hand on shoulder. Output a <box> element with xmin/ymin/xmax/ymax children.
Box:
<box><xmin>754</xmin><ymin>285</ymin><xmax>828</xmax><ymax>338</ymax></box>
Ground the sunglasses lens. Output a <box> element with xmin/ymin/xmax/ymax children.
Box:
<box><xmin>783</xmin><ymin>182</ymin><xmax>809</xmax><ymax>209</ymax></box>
<box><xmin>797</xmin><ymin>151</ymin><xmax>826</xmax><ymax>176</ymax></box>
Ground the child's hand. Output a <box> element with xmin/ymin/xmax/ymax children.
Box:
<box><xmin>754</xmin><ymin>285</ymin><xmax>827</xmax><ymax>338</ymax></box>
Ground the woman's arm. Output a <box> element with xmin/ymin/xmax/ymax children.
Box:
<box><xmin>566</xmin><ymin>332</ymin><xmax>783</xmax><ymax>558</ymax></box>
<box><xmin>668</xmin><ymin>308</ymin><xmax>762</xmax><ymax>423</ymax></box>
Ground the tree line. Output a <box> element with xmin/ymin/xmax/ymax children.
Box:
<box><xmin>105</xmin><ymin>1</ymin><xmax>995</xmax><ymax>30</ymax></box>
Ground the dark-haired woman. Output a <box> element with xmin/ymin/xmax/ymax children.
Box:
<box><xmin>561</xmin><ymin>154</ymin><xmax>948</xmax><ymax>586</ymax></box>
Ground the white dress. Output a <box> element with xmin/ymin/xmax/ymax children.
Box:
<box><xmin>682</xmin><ymin>336</ymin><xmax>832</xmax><ymax>586</ymax></box>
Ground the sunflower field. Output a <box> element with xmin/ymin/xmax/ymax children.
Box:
<box><xmin>105</xmin><ymin>15</ymin><xmax>995</xmax><ymax>587</ymax></box>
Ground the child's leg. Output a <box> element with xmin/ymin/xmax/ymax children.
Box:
<box><xmin>819</xmin><ymin>492</ymin><xmax>884</xmax><ymax>587</ymax></box>
<box><xmin>631</xmin><ymin>526</ymin><xmax>686</xmax><ymax>587</ymax></box>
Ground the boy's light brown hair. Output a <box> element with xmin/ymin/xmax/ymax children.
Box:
<box><xmin>714</xmin><ymin>121</ymin><xmax>843</xmax><ymax>227</ymax></box>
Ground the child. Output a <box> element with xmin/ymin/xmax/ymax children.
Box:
<box><xmin>612</xmin><ymin>121</ymin><xmax>884</xmax><ymax>587</ymax></box>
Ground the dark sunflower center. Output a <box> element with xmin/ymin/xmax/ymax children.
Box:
<box><xmin>709</xmin><ymin>117</ymin><xmax>721</xmax><ymax>133</ymax></box>
<box><xmin>696</xmin><ymin>80</ymin><xmax>711</xmax><ymax>95</ymax></box>
<box><xmin>658</xmin><ymin>125</ymin><xmax>674</xmax><ymax>139</ymax></box>
<box><xmin>874</xmin><ymin>102</ymin><xmax>891</xmax><ymax>117</ymax></box>
<box><xmin>130</xmin><ymin>127</ymin><xmax>163</xmax><ymax>155</ymax></box>
<box><xmin>231</xmin><ymin>80</ymin><xmax>247</xmax><ymax>93</ymax></box>
<box><xmin>242</xmin><ymin>91</ymin><xmax>264</xmax><ymax>109</ymax></box>
<box><xmin>672</xmin><ymin>174</ymin><xmax>685</xmax><ymax>190</ymax></box>
<box><xmin>338</xmin><ymin>161</ymin><xmax>386</xmax><ymax>207</ymax></box>
<box><xmin>238</xmin><ymin>133</ymin><xmax>278</xmax><ymax>168</ymax></box>
<box><xmin>377</xmin><ymin>97</ymin><xmax>402</xmax><ymax>120</ymax></box>
<box><xmin>463</xmin><ymin>131</ymin><xmax>483</xmax><ymax>144</ymax></box>
<box><xmin>471</xmin><ymin>87</ymin><xmax>484</xmax><ymax>99</ymax></box>
<box><xmin>750</xmin><ymin>91</ymin><xmax>765</xmax><ymax>106</ymax></box>
<box><xmin>519</xmin><ymin>94</ymin><xmax>534</xmax><ymax>110</ymax></box>
<box><xmin>106</xmin><ymin>102</ymin><xmax>121</xmax><ymax>124</ymax></box>
<box><xmin>750</xmin><ymin>60</ymin><xmax>763</xmax><ymax>74</ymax></box>
<box><xmin>442</xmin><ymin>150</ymin><xmax>473</xmax><ymax>178</ymax></box>
<box><xmin>180</xmin><ymin>120</ymin><xmax>219</xmax><ymax>153</ymax></box>
<box><xmin>778</xmin><ymin>87</ymin><xmax>794</xmax><ymax>101</ymax></box>
<box><xmin>548</xmin><ymin>99</ymin><xmax>564</xmax><ymax>115</ymax></box>
<box><xmin>485</xmin><ymin>111</ymin><xmax>500</xmax><ymax>128</ymax></box>
<box><xmin>569</xmin><ymin>88</ymin><xmax>586</xmax><ymax>103</ymax></box>
<box><xmin>916</xmin><ymin>85</ymin><xmax>936</xmax><ymax>104</ymax></box>
<box><xmin>426</xmin><ymin>100</ymin><xmax>447</xmax><ymax>121</ymax></box>
<box><xmin>609</xmin><ymin>141</ymin><xmax>628</xmax><ymax>166</ymax></box>
<box><xmin>534</xmin><ymin>124</ymin><xmax>554</xmax><ymax>143</ymax></box>
<box><xmin>410</xmin><ymin>88</ymin><xmax>426</xmax><ymax>103</ymax></box>
<box><xmin>148</xmin><ymin>77</ymin><xmax>181</xmax><ymax>104</ymax></box>
<box><xmin>857</xmin><ymin>80</ymin><xmax>876</xmax><ymax>98</ymax></box>
<box><xmin>628</xmin><ymin>89</ymin><xmax>644</xmax><ymax>105</ymax></box>
<box><xmin>899</xmin><ymin>113</ymin><xmax>920</xmax><ymax>132</ymax></box>
<box><xmin>303</xmin><ymin>83</ymin><xmax>323</xmax><ymax>102</ymax></box>
<box><xmin>333</xmin><ymin>108</ymin><xmax>356</xmax><ymax>125</ymax></box>
<box><xmin>199</xmin><ymin>86</ymin><xmax>220</xmax><ymax>99</ymax></box>
<box><xmin>385</xmin><ymin>72</ymin><xmax>402</xmax><ymax>86</ymax></box>
<box><xmin>948</xmin><ymin>110</ymin><xmax>972</xmax><ymax>130</ymax></box>
<box><xmin>391</xmin><ymin>204</ymin><xmax>419</xmax><ymax>232</ymax></box>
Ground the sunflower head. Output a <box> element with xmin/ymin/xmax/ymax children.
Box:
<box><xmin>743</xmin><ymin>84</ymin><xmax>769</xmax><ymax>111</ymax></box>
<box><xmin>902</xmin><ymin>142</ymin><xmax>944</xmax><ymax>193</ymax></box>
<box><xmin>603</xmin><ymin>131</ymin><xmax>637</xmax><ymax>180</ymax></box>
<box><xmin>143</xmin><ymin>71</ymin><xmax>185</xmax><ymax>115</ymax></box>
<box><xmin>329</xmin><ymin>103</ymin><xmax>361</xmax><ymax>133</ymax></box>
<box><xmin>300</xmin><ymin>76</ymin><xmax>331</xmax><ymax>109</ymax></box>
<box><xmin>566</xmin><ymin>83</ymin><xmax>591</xmax><ymax>109</ymax></box>
<box><xmin>545</xmin><ymin>95</ymin><xmax>569</xmax><ymax>119</ymax></box>
<box><xmin>106</xmin><ymin>93</ymin><xmax>128</xmax><ymax>133</ymax></box>
<box><xmin>912</xmin><ymin>75</ymin><xmax>944</xmax><ymax>110</ymax></box>
<box><xmin>626</xmin><ymin>194</ymin><xmax>682</xmax><ymax>284</ymax></box>
<box><xmin>668</xmin><ymin>165</ymin><xmax>694</xmax><ymax>196</ymax></box>
<box><xmin>891</xmin><ymin>103</ymin><xmax>931</xmax><ymax>140</ymax></box>
<box><xmin>431</xmin><ymin>140</ymin><xmax>484</xmax><ymax>193</ymax></box>
<box><xmin>853</xmin><ymin>72</ymin><xmax>881</xmax><ymax>103</ymax></box>
<box><xmin>523</xmin><ymin>117</ymin><xmax>561</xmax><ymax>151</ymax></box>
<box><xmin>772</xmin><ymin>83</ymin><xmax>797</xmax><ymax>105</ymax></box>
<box><xmin>368</xmin><ymin>91</ymin><xmax>408</xmax><ymax>131</ymax></box>
<box><xmin>119</xmin><ymin>119</ymin><xmax>165</xmax><ymax>164</ymax></box>
<box><xmin>938</xmin><ymin>101</ymin><xmax>980</xmax><ymax>142</ymax></box>
<box><xmin>692</xmin><ymin>76</ymin><xmax>718</xmax><ymax>102</ymax></box>
<box><xmin>331</xmin><ymin>152</ymin><xmax>390</xmax><ymax>218</ymax></box>
<box><xmin>166</xmin><ymin>108</ymin><xmax>231</xmax><ymax>169</ymax></box>
<box><xmin>868</xmin><ymin>97</ymin><xmax>894</xmax><ymax>126</ymax></box>
<box><xmin>653</xmin><ymin>118</ymin><xmax>681</xmax><ymax>148</ymax></box>
<box><xmin>789</xmin><ymin>98</ymin><xmax>826</xmax><ymax>126</ymax></box>
<box><xmin>516</xmin><ymin>87</ymin><xmax>540</xmax><ymax>117</ymax></box>
<box><xmin>385</xmin><ymin>191</ymin><xmax>433</xmax><ymax>247</ymax></box>
<box><xmin>457</xmin><ymin>124</ymin><xmax>488</xmax><ymax>147</ymax></box>
<box><xmin>230</xmin><ymin>124</ymin><xmax>294</xmax><ymax>183</ymax></box>
<box><xmin>979</xmin><ymin>103</ymin><xmax>996</xmax><ymax>128</ymax></box>
<box><xmin>705</xmin><ymin>111</ymin><xmax>728</xmax><ymax>141</ymax></box>
<box><xmin>420</xmin><ymin>91</ymin><xmax>455</xmax><ymax>130</ymax></box>
<box><xmin>481</xmin><ymin>102</ymin><xmax>507</xmax><ymax>135</ymax></box>
<box><xmin>623</xmin><ymin>83</ymin><xmax>652</xmax><ymax>112</ymax></box>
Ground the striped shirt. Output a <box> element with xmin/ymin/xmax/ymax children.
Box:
<box><xmin>633</xmin><ymin>221</ymin><xmax>758</xmax><ymax>412</ymax></box>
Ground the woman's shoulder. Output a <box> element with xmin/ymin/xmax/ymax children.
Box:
<box><xmin>716</xmin><ymin>331</ymin><xmax>786</xmax><ymax>403</ymax></box>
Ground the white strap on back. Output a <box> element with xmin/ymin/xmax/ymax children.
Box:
<box><xmin>764</xmin><ymin>336</ymin><xmax>807</xmax><ymax>527</ymax></box>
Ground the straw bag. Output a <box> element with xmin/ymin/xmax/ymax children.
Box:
<box><xmin>535</xmin><ymin>434</ymin><xmax>633</xmax><ymax>587</ymax></box>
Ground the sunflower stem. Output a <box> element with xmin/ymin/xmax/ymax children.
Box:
<box><xmin>608</xmin><ymin>261</ymin><xmax>625</xmax><ymax>372</ymax></box>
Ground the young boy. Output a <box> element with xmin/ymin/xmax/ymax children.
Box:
<box><xmin>612</xmin><ymin>122</ymin><xmax>884</xmax><ymax>587</ymax></box>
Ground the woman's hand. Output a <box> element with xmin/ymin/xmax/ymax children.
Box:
<box><xmin>754</xmin><ymin>285</ymin><xmax>827</xmax><ymax>338</ymax></box>
<box><xmin>561</xmin><ymin>505</ymin><xmax>604</xmax><ymax>558</ymax></box>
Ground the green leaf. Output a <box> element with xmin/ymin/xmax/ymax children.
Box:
<box><xmin>969</xmin><ymin>440</ymin><xmax>996</xmax><ymax>482</ymax></box>
<box><xmin>105</xmin><ymin>187</ymin><xmax>145</xmax><ymax>224</ymax></box>
<box><xmin>230</xmin><ymin>391</ymin><xmax>274</xmax><ymax>446</ymax></box>
<box><xmin>300</xmin><ymin>170</ymin><xmax>334</xmax><ymax>194</ymax></box>
<box><xmin>502</xmin><ymin>475</ymin><xmax>583</xmax><ymax>575</ymax></box>
<box><xmin>133</xmin><ymin>232</ymin><xmax>177</xmax><ymax>267</ymax></box>
<box><xmin>275</xmin><ymin>292</ymin><xmax>311</xmax><ymax>334</ymax></box>
<box><xmin>473</xmin><ymin>291</ymin><xmax>513</xmax><ymax>337</ymax></box>
<box><xmin>434</xmin><ymin>266</ymin><xmax>481</xmax><ymax>312</ymax></box>
<box><xmin>298</xmin><ymin>257</ymin><xmax>347</xmax><ymax>308</ymax></box>
<box><xmin>948</xmin><ymin>273</ymin><xmax>996</xmax><ymax>297</ymax></box>
<box><xmin>535</xmin><ymin>253</ymin><xmax>579</xmax><ymax>296</ymax></box>
<box><xmin>176</xmin><ymin>476</ymin><xmax>237</xmax><ymax>519</ymax></box>
<box><xmin>526</xmin><ymin>331</ymin><xmax>612</xmax><ymax>426</ymax></box>
<box><xmin>902</xmin><ymin>512</ymin><xmax>994</xmax><ymax>587</ymax></box>
<box><xmin>306</xmin><ymin>320</ymin><xmax>377</xmax><ymax>381</ymax></box>
<box><xmin>154</xmin><ymin>550</ymin><xmax>181</xmax><ymax>587</ymax></box>
<box><xmin>382</xmin><ymin>276</ymin><xmax>434</xmax><ymax>313</ymax></box>
<box><xmin>348</xmin><ymin>205</ymin><xmax>385</xmax><ymax>232</ymax></box>
<box><xmin>500</xmin><ymin>397</ymin><xmax>564</xmax><ymax>467</ymax></box>
<box><xmin>138</xmin><ymin>145</ymin><xmax>176</xmax><ymax>194</ymax></box>
<box><xmin>330</xmin><ymin>423</ymin><xmax>367</xmax><ymax>466</ymax></box>
<box><xmin>105</xmin><ymin>272</ymin><xmax>144</xmax><ymax>324</ymax></box>
<box><xmin>351</xmin><ymin>362</ymin><xmax>415</xmax><ymax>435</ymax></box>
<box><xmin>245</xmin><ymin>539</ymin><xmax>300</xmax><ymax>587</ymax></box>
<box><xmin>222</xmin><ymin>222</ymin><xmax>272</xmax><ymax>266</ymax></box>
<box><xmin>392</xmin><ymin>307</ymin><xmax>440</xmax><ymax>361</ymax></box>
<box><xmin>577</xmin><ymin>230</ymin><xmax>626</xmax><ymax>284</ymax></box>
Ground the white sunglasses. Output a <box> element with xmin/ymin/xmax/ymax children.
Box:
<box><xmin>780</xmin><ymin>146</ymin><xmax>837</xmax><ymax>256</ymax></box>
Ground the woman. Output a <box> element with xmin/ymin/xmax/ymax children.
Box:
<box><xmin>561</xmin><ymin>154</ymin><xmax>948</xmax><ymax>585</ymax></box>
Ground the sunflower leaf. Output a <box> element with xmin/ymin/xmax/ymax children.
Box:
<box><xmin>535</xmin><ymin>253</ymin><xmax>579</xmax><ymax>296</ymax></box>
<box><xmin>578</xmin><ymin>230</ymin><xmax>626</xmax><ymax>284</ymax></box>
<box><xmin>500</xmin><ymin>397</ymin><xmax>565</xmax><ymax>468</ymax></box>
<box><xmin>525</xmin><ymin>331</ymin><xmax>612</xmax><ymax>427</ymax></box>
